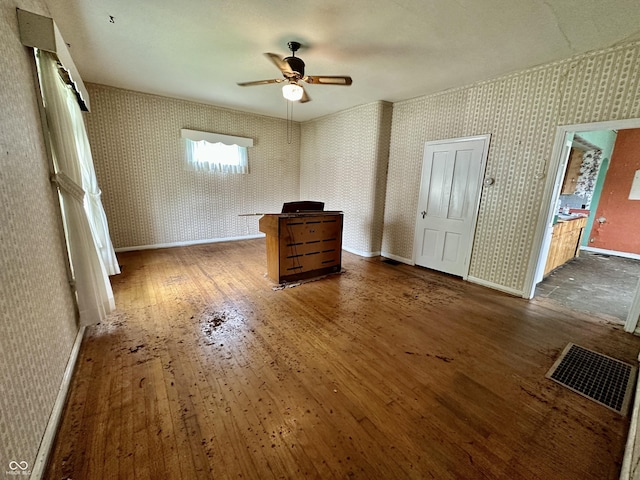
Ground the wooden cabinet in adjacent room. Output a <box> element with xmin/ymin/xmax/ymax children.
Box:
<box><xmin>544</xmin><ymin>217</ymin><xmax>588</xmax><ymax>276</ymax></box>
<box><xmin>259</xmin><ymin>212</ymin><xmax>343</xmax><ymax>284</ymax></box>
<box><xmin>561</xmin><ymin>148</ymin><xmax>584</xmax><ymax>194</ymax></box>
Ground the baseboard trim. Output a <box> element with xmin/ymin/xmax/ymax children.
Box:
<box><xmin>466</xmin><ymin>276</ymin><xmax>524</xmax><ymax>297</ymax></box>
<box><xmin>342</xmin><ymin>246</ymin><xmax>381</xmax><ymax>258</ymax></box>
<box><xmin>620</xmin><ymin>354</ymin><xmax>640</xmax><ymax>480</ymax></box>
<box><xmin>117</xmin><ymin>238</ymin><xmax>385</xmax><ymax>259</ymax></box>
<box><xmin>115</xmin><ymin>234</ymin><xmax>265</xmax><ymax>252</ymax></box>
<box><xmin>380</xmin><ymin>252</ymin><xmax>414</xmax><ymax>265</ymax></box>
<box><xmin>31</xmin><ymin>325</ymin><xmax>86</xmax><ymax>479</ymax></box>
<box><xmin>581</xmin><ymin>246</ymin><xmax>640</xmax><ymax>261</ymax></box>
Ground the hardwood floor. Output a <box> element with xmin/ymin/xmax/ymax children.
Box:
<box><xmin>46</xmin><ymin>239</ymin><xmax>640</xmax><ymax>479</ymax></box>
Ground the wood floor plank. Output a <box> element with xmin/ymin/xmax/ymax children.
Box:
<box><xmin>47</xmin><ymin>336</ymin><xmax>95</xmax><ymax>479</ymax></box>
<box><xmin>102</xmin><ymin>334</ymin><xmax>124</xmax><ymax>480</ymax></box>
<box><xmin>117</xmin><ymin>336</ymin><xmax>136</xmax><ymax>480</ymax></box>
<box><xmin>83</xmin><ymin>333</ymin><xmax>124</xmax><ymax>480</ymax></box>
<box><xmin>45</xmin><ymin>239</ymin><xmax>640</xmax><ymax>479</ymax></box>
<box><xmin>131</xmin><ymin>360</ymin><xmax>152</xmax><ymax>480</ymax></box>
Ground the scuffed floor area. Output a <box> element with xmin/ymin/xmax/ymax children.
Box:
<box><xmin>535</xmin><ymin>251</ymin><xmax>640</xmax><ymax>323</ymax></box>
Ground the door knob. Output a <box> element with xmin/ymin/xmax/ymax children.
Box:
<box><xmin>421</xmin><ymin>211</ymin><xmax>427</xmax><ymax>219</ymax></box>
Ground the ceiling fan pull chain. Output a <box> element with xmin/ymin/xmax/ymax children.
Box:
<box><xmin>287</xmin><ymin>100</ymin><xmax>294</xmax><ymax>145</ymax></box>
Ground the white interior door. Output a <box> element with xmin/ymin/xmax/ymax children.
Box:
<box><xmin>413</xmin><ymin>135</ymin><xmax>490</xmax><ymax>277</ymax></box>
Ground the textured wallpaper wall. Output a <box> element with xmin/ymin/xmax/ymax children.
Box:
<box><xmin>85</xmin><ymin>84</ymin><xmax>301</xmax><ymax>249</ymax></box>
<box><xmin>383</xmin><ymin>40</ymin><xmax>640</xmax><ymax>294</ymax></box>
<box><xmin>0</xmin><ymin>0</ymin><xmax>79</xmax><ymax>473</ymax></box>
<box><xmin>300</xmin><ymin>102</ymin><xmax>392</xmax><ymax>256</ymax></box>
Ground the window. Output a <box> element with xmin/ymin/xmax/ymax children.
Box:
<box><xmin>181</xmin><ymin>129</ymin><xmax>253</xmax><ymax>173</ymax></box>
<box><xmin>36</xmin><ymin>49</ymin><xmax>118</xmax><ymax>325</ymax></box>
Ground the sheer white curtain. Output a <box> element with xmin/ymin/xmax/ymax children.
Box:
<box><xmin>37</xmin><ymin>50</ymin><xmax>119</xmax><ymax>325</ymax></box>
<box><xmin>181</xmin><ymin>129</ymin><xmax>253</xmax><ymax>173</ymax></box>
<box><xmin>184</xmin><ymin>139</ymin><xmax>249</xmax><ymax>173</ymax></box>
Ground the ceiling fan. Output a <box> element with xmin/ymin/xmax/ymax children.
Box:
<box><xmin>237</xmin><ymin>41</ymin><xmax>353</xmax><ymax>103</ymax></box>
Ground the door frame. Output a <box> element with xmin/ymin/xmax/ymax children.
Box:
<box><xmin>524</xmin><ymin>118</ymin><xmax>640</xmax><ymax>332</ymax></box>
<box><xmin>413</xmin><ymin>134</ymin><xmax>491</xmax><ymax>280</ymax></box>
<box><xmin>627</xmin><ymin>283</ymin><xmax>640</xmax><ymax>333</ymax></box>
<box><xmin>532</xmin><ymin>134</ymin><xmax>575</xmax><ymax>285</ymax></box>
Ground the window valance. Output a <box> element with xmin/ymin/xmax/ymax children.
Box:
<box><xmin>17</xmin><ymin>8</ymin><xmax>90</xmax><ymax>111</ymax></box>
<box><xmin>180</xmin><ymin>129</ymin><xmax>254</xmax><ymax>148</ymax></box>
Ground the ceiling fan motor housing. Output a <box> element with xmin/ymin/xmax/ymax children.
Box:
<box><xmin>284</xmin><ymin>56</ymin><xmax>305</xmax><ymax>77</ymax></box>
<box><xmin>237</xmin><ymin>40</ymin><xmax>352</xmax><ymax>103</ymax></box>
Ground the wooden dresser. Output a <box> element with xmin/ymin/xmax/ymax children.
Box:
<box><xmin>258</xmin><ymin>212</ymin><xmax>343</xmax><ymax>283</ymax></box>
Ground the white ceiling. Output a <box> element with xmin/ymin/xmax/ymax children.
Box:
<box><xmin>44</xmin><ymin>0</ymin><xmax>640</xmax><ymax>122</ymax></box>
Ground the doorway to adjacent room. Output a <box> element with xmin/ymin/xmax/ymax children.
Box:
<box><xmin>527</xmin><ymin>119</ymin><xmax>640</xmax><ymax>331</ymax></box>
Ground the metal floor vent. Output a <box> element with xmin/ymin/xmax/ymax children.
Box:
<box><xmin>382</xmin><ymin>258</ymin><xmax>401</xmax><ymax>265</ymax></box>
<box><xmin>546</xmin><ymin>343</ymin><xmax>637</xmax><ymax>414</ymax></box>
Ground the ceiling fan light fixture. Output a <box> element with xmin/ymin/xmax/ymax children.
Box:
<box><xmin>238</xmin><ymin>41</ymin><xmax>351</xmax><ymax>105</ymax></box>
<box><xmin>282</xmin><ymin>83</ymin><xmax>303</xmax><ymax>101</ymax></box>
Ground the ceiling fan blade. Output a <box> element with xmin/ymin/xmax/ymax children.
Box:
<box><xmin>299</xmin><ymin>86</ymin><xmax>311</xmax><ymax>103</ymax></box>
<box><xmin>265</xmin><ymin>53</ymin><xmax>293</xmax><ymax>75</ymax></box>
<box><xmin>237</xmin><ymin>79</ymin><xmax>283</xmax><ymax>87</ymax></box>
<box><xmin>304</xmin><ymin>75</ymin><xmax>353</xmax><ymax>86</ymax></box>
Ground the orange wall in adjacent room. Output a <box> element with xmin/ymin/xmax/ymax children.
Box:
<box><xmin>590</xmin><ymin>129</ymin><xmax>640</xmax><ymax>254</ymax></box>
